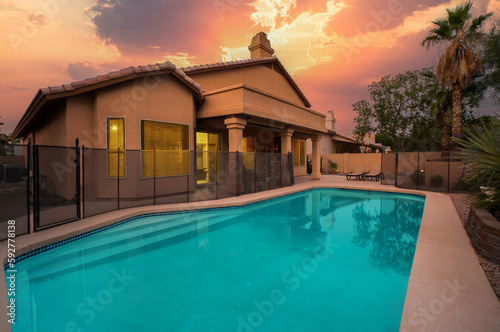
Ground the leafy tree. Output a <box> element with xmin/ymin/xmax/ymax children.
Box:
<box><xmin>420</xmin><ymin>70</ymin><xmax>483</xmax><ymax>150</ymax></box>
<box><xmin>374</xmin><ymin>133</ymin><xmax>396</xmax><ymax>151</ymax></box>
<box><xmin>482</xmin><ymin>20</ymin><xmax>500</xmax><ymax>105</ymax></box>
<box><xmin>420</xmin><ymin>71</ymin><xmax>452</xmax><ymax>150</ymax></box>
<box><xmin>353</xmin><ymin>69</ymin><xmax>434</xmax><ymax>152</ymax></box>
<box><xmin>422</xmin><ymin>1</ymin><xmax>493</xmax><ymax>137</ymax></box>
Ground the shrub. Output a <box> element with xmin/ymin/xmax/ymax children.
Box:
<box><xmin>328</xmin><ymin>160</ymin><xmax>338</xmax><ymax>173</ymax></box>
<box><xmin>410</xmin><ymin>169</ymin><xmax>425</xmax><ymax>185</ymax></box>
<box><xmin>459</xmin><ymin>116</ymin><xmax>500</xmax><ymax>212</ymax></box>
<box><xmin>430</xmin><ymin>175</ymin><xmax>444</xmax><ymax>187</ymax></box>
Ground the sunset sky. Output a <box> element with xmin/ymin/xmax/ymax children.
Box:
<box><xmin>1</xmin><ymin>0</ymin><xmax>499</xmax><ymax>135</ymax></box>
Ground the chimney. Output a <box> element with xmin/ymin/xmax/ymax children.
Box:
<box><xmin>248</xmin><ymin>32</ymin><xmax>274</xmax><ymax>59</ymax></box>
<box><xmin>325</xmin><ymin>110</ymin><xmax>336</xmax><ymax>131</ymax></box>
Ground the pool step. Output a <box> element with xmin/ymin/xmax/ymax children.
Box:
<box><xmin>24</xmin><ymin>211</ymin><xmax>242</xmax><ymax>281</ymax></box>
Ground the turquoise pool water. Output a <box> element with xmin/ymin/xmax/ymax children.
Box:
<box><xmin>7</xmin><ymin>188</ymin><xmax>425</xmax><ymax>332</ymax></box>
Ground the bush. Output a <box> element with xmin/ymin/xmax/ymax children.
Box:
<box><xmin>430</xmin><ymin>175</ymin><xmax>444</xmax><ymax>187</ymax></box>
<box><xmin>328</xmin><ymin>160</ymin><xmax>338</xmax><ymax>173</ymax></box>
<box><xmin>410</xmin><ymin>169</ymin><xmax>425</xmax><ymax>185</ymax></box>
<box><xmin>459</xmin><ymin>116</ymin><xmax>500</xmax><ymax>212</ymax></box>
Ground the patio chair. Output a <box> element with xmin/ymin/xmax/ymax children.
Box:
<box><xmin>363</xmin><ymin>164</ymin><xmax>383</xmax><ymax>181</ymax></box>
<box><xmin>346</xmin><ymin>165</ymin><xmax>366</xmax><ymax>181</ymax></box>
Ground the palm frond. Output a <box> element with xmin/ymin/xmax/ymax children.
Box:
<box><xmin>470</xmin><ymin>12</ymin><xmax>494</xmax><ymax>33</ymax></box>
<box><xmin>459</xmin><ymin>116</ymin><xmax>500</xmax><ymax>209</ymax></box>
<box><xmin>447</xmin><ymin>1</ymin><xmax>472</xmax><ymax>30</ymax></box>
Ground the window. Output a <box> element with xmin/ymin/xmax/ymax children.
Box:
<box><xmin>196</xmin><ymin>132</ymin><xmax>221</xmax><ymax>184</ymax></box>
<box><xmin>141</xmin><ymin>120</ymin><xmax>189</xmax><ymax>177</ymax></box>
<box><xmin>107</xmin><ymin>118</ymin><xmax>125</xmax><ymax>177</ymax></box>
<box><xmin>293</xmin><ymin>140</ymin><xmax>305</xmax><ymax>167</ymax></box>
<box><xmin>242</xmin><ymin>137</ymin><xmax>256</xmax><ymax>170</ymax></box>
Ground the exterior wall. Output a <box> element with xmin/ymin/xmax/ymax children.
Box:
<box><xmin>322</xmin><ymin>153</ymin><xmax>382</xmax><ymax>174</ymax></box>
<box><xmin>320</xmin><ymin>135</ymin><xmax>335</xmax><ymax>155</ymax></box>
<box><xmin>30</xmin><ymin>101</ymin><xmax>67</xmax><ymax>146</ymax></box>
<box><xmin>199</xmin><ymin>85</ymin><xmax>326</xmax><ymax>133</ymax></box>
<box><xmin>94</xmin><ymin>75</ymin><xmax>196</xmax><ymax>150</ymax></box>
<box><xmin>308</xmin><ymin>135</ymin><xmax>362</xmax><ymax>156</ymax></box>
<box><xmin>67</xmin><ymin>93</ymin><xmax>95</xmax><ymax>147</ymax></box>
<box><xmin>187</xmin><ymin>65</ymin><xmax>307</xmax><ymax>107</ymax></box>
<box><xmin>89</xmin><ymin>75</ymin><xmax>197</xmax><ymax>199</ymax></box>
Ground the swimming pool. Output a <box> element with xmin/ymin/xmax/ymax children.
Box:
<box><xmin>7</xmin><ymin>188</ymin><xmax>425</xmax><ymax>331</ymax></box>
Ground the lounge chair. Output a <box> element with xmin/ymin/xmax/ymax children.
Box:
<box><xmin>363</xmin><ymin>164</ymin><xmax>383</xmax><ymax>181</ymax></box>
<box><xmin>346</xmin><ymin>165</ymin><xmax>366</xmax><ymax>181</ymax></box>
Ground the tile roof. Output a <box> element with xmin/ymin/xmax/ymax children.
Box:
<box><xmin>39</xmin><ymin>61</ymin><xmax>202</xmax><ymax>98</ymax></box>
<box><xmin>332</xmin><ymin>132</ymin><xmax>386</xmax><ymax>150</ymax></box>
<box><xmin>13</xmin><ymin>57</ymin><xmax>313</xmax><ymax>138</ymax></box>
<box><xmin>181</xmin><ymin>56</ymin><xmax>311</xmax><ymax>108</ymax></box>
<box><xmin>13</xmin><ymin>62</ymin><xmax>204</xmax><ymax>138</ymax></box>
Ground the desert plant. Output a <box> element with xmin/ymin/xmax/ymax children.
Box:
<box><xmin>459</xmin><ymin>116</ymin><xmax>500</xmax><ymax>211</ymax></box>
<box><xmin>410</xmin><ymin>169</ymin><xmax>425</xmax><ymax>185</ymax></box>
<box><xmin>430</xmin><ymin>175</ymin><xmax>444</xmax><ymax>187</ymax></box>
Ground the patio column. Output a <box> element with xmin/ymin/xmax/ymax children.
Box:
<box><xmin>311</xmin><ymin>133</ymin><xmax>321</xmax><ymax>180</ymax></box>
<box><xmin>224</xmin><ymin>117</ymin><xmax>247</xmax><ymax>195</ymax></box>
<box><xmin>224</xmin><ymin>117</ymin><xmax>247</xmax><ymax>152</ymax></box>
<box><xmin>280</xmin><ymin>128</ymin><xmax>294</xmax><ymax>153</ymax></box>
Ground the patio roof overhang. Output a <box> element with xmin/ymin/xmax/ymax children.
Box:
<box><xmin>196</xmin><ymin>83</ymin><xmax>328</xmax><ymax>135</ymax></box>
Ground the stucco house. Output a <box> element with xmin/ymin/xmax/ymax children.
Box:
<box><xmin>13</xmin><ymin>32</ymin><xmax>327</xmax><ymax>201</ymax></box>
<box><xmin>315</xmin><ymin>111</ymin><xmax>386</xmax><ymax>154</ymax></box>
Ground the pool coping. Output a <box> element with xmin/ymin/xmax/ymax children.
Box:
<box><xmin>1</xmin><ymin>181</ymin><xmax>499</xmax><ymax>331</ymax></box>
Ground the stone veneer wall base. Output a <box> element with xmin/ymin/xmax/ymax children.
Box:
<box><xmin>466</xmin><ymin>208</ymin><xmax>500</xmax><ymax>264</ymax></box>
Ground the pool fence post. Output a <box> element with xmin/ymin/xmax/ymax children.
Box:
<box><xmin>380</xmin><ymin>152</ymin><xmax>383</xmax><ymax>184</ymax></box>
<box><xmin>216</xmin><ymin>150</ymin><xmax>219</xmax><ymax>200</ymax></box>
<box><xmin>267</xmin><ymin>152</ymin><xmax>271</xmax><ymax>190</ymax></box>
<box><xmin>117</xmin><ymin>147</ymin><xmax>120</xmax><ymax>210</ymax></box>
<box><xmin>75</xmin><ymin>138</ymin><xmax>81</xmax><ymax>220</ymax></box>
<box><xmin>186</xmin><ymin>154</ymin><xmax>190</xmax><ymax>203</ymax></box>
<box><xmin>27</xmin><ymin>138</ymin><xmax>32</xmax><ymax>234</ymax></box>
<box><xmin>82</xmin><ymin>146</ymin><xmax>86</xmax><ymax>219</ymax></box>
<box><xmin>153</xmin><ymin>148</ymin><xmax>156</xmax><ymax>205</ymax></box>
<box><xmin>447</xmin><ymin>148</ymin><xmax>451</xmax><ymax>193</ymax></box>
<box><xmin>236</xmin><ymin>151</ymin><xmax>240</xmax><ymax>196</ymax></box>
<box><xmin>417</xmin><ymin>150</ymin><xmax>420</xmax><ymax>190</ymax></box>
<box><xmin>395</xmin><ymin>152</ymin><xmax>399</xmax><ymax>187</ymax></box>
<box><xmin>279</xmin><ymin>153</ymin><xmax>282</xmax><ymax>188</ymax></box>
<box><xmin>253</xmin><ymin>153</ymin><xmax>257</xmax><ymax>193</ymax></box>
<box><xmin>33</xmin><ymin>144</ymin><xmax>40</xmax><ymax>231</ymax></box>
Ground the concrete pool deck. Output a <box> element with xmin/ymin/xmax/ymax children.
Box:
<box><xmin>1</xmin><ymin>175</ymin><xmax>499</xmax><ymax>331</ymax></box>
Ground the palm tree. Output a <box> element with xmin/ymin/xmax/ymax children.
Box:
<box><xmin>422</xmin><ymin>1</ymin><xmax>492</xmax><ymax>139</ymax></box>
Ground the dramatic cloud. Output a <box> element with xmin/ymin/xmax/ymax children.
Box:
<box><xmin>90</xmin><ymin>0</ymin><xmax>255</xmax><ymax>58</ymax></box>
<box><xmin>1</xmin><ymin>0</ymin><xmax>499</xmax><ymax>135</ymax></box>
<box><xmin>327</xmin><ymin>0</ymin><xmax>450</xmax><ymax>37</ymax></box>
<box><xmin>66</xmin><ymin>62</ymin><xmax>115</xmax><ymax>81</ymax></box>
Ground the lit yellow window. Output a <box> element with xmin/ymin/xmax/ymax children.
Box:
<box><xmin>242</xmin><ymin>137</ymin><xmax>255</xmax><ymax>170</ymax></box>
<box><xmin>141</xmin><ymin>120</ymin><xmax>189</xmax><ymax>177</ymax></box>
<box><xmin>196</xmin><ymin>132</ymin><xmax>221</xmax><ymax>184</ymax></box>
<box><xmin>293</xmin><ymin>140</ymin><xmax>305</xmax><ymax>167</ymax></box>
<box><xmin>107</xmin><ymin>118</ymin><xmax>125</xmax><ymax>178</ymax></box>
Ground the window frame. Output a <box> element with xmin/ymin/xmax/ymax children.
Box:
<box><xmin>196</xmin><ymin>131</ymin><xmax>223</xmax><ymax>184</ymax></box>
<box><xmin>106</xmin><ymin>117</ymin><xmax>127</xmax><ymax>178</ymax></box>
<box><xmin>293</xmin><ymin>139</ymin><xmax>306</xmax><ymax>167</ymax></box>
<box><xmin>140</xmin><ymin>118</ymin><xmax>191</xmax><ymax>178</ymax></box>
